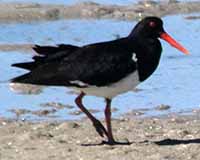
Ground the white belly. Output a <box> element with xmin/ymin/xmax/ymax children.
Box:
<box><xmin>72</xmin><ymin>71</ymin><xmax>140</xmax><ymax>99</ymax></box>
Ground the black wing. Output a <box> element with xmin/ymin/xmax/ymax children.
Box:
<box><xmin>11</xmin><ymin>39</ymin><xmax>137</xmax><ymax>87</ymax></box>
<box><xmin>12</xmin><ymin>44</ymin><xmax>79</xmax><ymax>70</ymax></box>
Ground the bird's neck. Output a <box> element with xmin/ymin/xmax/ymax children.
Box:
<box><xmin>130</xmin><ymin>36</ymin><xmax>162</xmax><ymax>82</ymax></box>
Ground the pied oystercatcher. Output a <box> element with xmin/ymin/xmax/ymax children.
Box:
<box><xmin>11</xmin><ymin>17</ymin><xmax>189</xmax><ymax>145</ymax></box>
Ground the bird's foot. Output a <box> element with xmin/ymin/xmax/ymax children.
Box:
<box><xmin>93</xmin><ymin>120</ymin><xmax>108</xmax><ymax>138</ymax></box>
<box><xmin>101</xmin><ymin>139</ymin><xmax>132</xmax><ymax>145</ymax></box>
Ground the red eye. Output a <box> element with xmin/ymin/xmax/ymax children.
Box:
<box><xmin>149</xmin><ymin>21</ymin><xmax>156</xmax><ymax>27</ymax></box>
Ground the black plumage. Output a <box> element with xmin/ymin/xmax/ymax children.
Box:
<box><xmin>12</xmin><ymin>38</ymin><xmax>138</xmax><ymax>87</ymax></box>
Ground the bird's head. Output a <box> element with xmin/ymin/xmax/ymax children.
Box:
<box><xmin>129</xmin><ymin>17</ymin><xmax>189</xmax><ymax>54</ymax></box>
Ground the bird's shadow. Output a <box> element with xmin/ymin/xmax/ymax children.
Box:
<box><xmin>153</xmin><ymin>138</ymin><xmax>200</xmax><ymax>146</ymax></box>
<box><xmin>81</xmin><ymin>138</ymin><xmax>200</xmax><ymax>146</ymax></box>
<box><xmin>81</xmin><ymin>141</ymin><xmax>133</xmax><ymax>146</ymax></box>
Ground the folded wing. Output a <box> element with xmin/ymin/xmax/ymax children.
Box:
<box><xmin>11</xmin><ymin>40</ymin><xmax>137</xmax><ymax>87</ymax></box>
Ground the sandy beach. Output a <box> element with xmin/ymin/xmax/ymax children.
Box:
<box><xmin>0</xmin><ymin>113</ymin><xmax>200</xmax><ymax>160</ymax></box>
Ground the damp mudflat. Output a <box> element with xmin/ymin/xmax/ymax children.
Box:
<box><xmin>1</xmin><ymin>0</ymin><xmax>195</xmax><ymax>5</ymax></box>
<box><xmin>0</xmin><ymin>13</ymin><xmax>200</xmax><ymax>121</ymax></box>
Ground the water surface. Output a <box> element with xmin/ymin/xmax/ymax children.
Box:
<box><xmin>0</xmin><ymin>14</ymin><xmax>200</xmax><ymax>120</ymax></box>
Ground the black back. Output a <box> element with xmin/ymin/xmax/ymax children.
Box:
<box><xmin>11</xmin><ymin>17</ymin><xmax>164</xmax><ymax>87</ymax></box>
<box><xmin>12</xmin><ymin>39</ymin><xmax>137</xmax><ymax>87</ymax></box>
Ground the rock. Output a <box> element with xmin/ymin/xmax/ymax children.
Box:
<box><xmin>155</xmin><ymin>104</ymin><xmax>171</xmax><ymax>111</ymax></box>
<box><xmin>9</xmin><ymin>83</ymin><xmax>43</xmax><ymax>95</ymax></box>
<box><xmin>68</xmin><ymin>110</ymin><xmax>83</xmax><ymax>116</ymax></box>
<box><xmin>40</xmin><ymin>102</ymin><xmax>74</xmax><ymax>110</ymax></box>
<box><xmin>32</xmin><ymin>109</ymin><xmax>57</xmax><ymax>117</ymax></box>
<box><xmin>45</xmin><ymin>8</ymin><xmax>60</xmax><ymax>20</ymax></box>
<box><xmin>58</xmin><ymin>122</ymin><xmax>80</xmax><ymax>130</ymax></box>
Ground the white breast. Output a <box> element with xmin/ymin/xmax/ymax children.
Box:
<box><xmin>72</xmin><ymin>71</ymin><xmax>140</xmax><ymax>99</ymax></box>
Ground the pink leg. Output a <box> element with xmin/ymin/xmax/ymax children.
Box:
<box><xmin>104</xmin><ymin>98</ymin><xmax>116</xmax><ymax>144</ymax></box>
<box><xmin>75</xmin><ymin>92</ymin><xmax>108</xmax><ymax>138</ymax></box>
<box><xmin>104</xmin><ymin>99</ymin><xmax>131</xmax><ymax>145</ymax></box>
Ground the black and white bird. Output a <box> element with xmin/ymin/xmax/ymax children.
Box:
<box><xmin>11</xmin><ymin>17</ymin><xmax>189</xmax><ymax>145</ymax></box>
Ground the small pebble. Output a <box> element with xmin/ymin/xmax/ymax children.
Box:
<box><xmin>68</xmin><ymin>110</ymin><xmax>83</xmax><ymax>116</ymax></box>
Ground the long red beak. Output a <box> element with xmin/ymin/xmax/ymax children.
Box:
<box><xmin>160</xmin><ymin>32</ymin><xmax>189</xmax><ymax>55</ymax></box>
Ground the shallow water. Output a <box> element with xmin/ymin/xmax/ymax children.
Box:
<box><xmin>0</xmin><ymin>14</ymin><xmax>200</xmax><ymax>120</ymax></box>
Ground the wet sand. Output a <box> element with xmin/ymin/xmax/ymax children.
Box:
<box><xmin>0</xmin><ymin>44</ymin><xmax>34</xmax><ymax>52</ymax></box>
<box><xmin>0</xmin><ymin>1</ymin><xmax>199</xmax><ymax>22</ymax></box>
<box><xmin>1</xmin><ymin>113</ymin><xmax>200</xmax><ymax>160</ymax></box>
